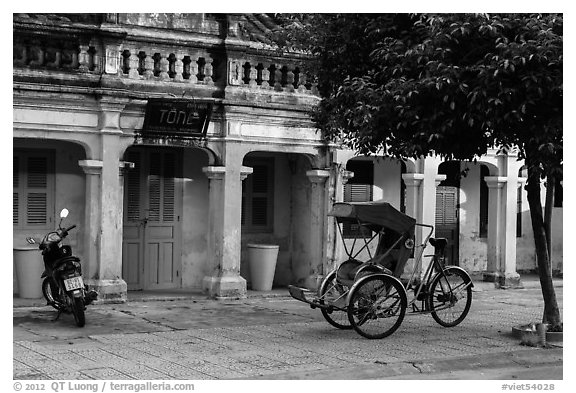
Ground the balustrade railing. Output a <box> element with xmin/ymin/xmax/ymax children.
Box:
<box><xmin>228</xmin><ymin>59</ymin><xmax>317</xmax><ymax>94</ymax></box>
<box><xmin>13</xmin><ymin>39</ymin><xmax>100</xmax><ymax>73</ymax></box>
<box><xmin>119</xmin><ymin>48</ymin><xmax>214</xmax><ymax>84</ymax></box>
<box><xmin>14</xmin><ymin>37</ymin><xmax>318</xmax><ymax>96</ymax></box>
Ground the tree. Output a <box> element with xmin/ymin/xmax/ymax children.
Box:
<box><xmin>273</xmin><ymin>13</ymin><xmax>563</xmax><ymax>331</ymax></box>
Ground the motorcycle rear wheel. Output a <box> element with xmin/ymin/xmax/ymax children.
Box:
<box><xmin>70</xmin><ymin>296</ymin><xmax>85</xmax><ymax>327</ymax></box>
<box><xmin>42</xmin><ymin>278</ymin><xmax>64</xmax><ymax>311</ymax></box>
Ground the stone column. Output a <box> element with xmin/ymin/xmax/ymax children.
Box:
<box><xmin>410</xmin><ymin>156</ymin><xmax>443</xmax><ymax>275</ymax></box>
<box><xmin>401</xmin><ymin>173</ymin><xmax>424</xmax><ymax>278</ymax></box>
<box><xmin>78</xmin><ymin>96</ymin><xmax>129</xmax><ymax>303</ymax></box>
<box><xmin>79</xmin><ymin>154</ymin><xmax>128</xmax><ymax>303</ymax></box>
<box><xmin>201</xmin><ymin>165</ymin><xmax>253</xmax><ymax>298</ymax></box>
<box><xmin>78</xmin><ymin>160</ymin><xmax>102</xmax><ymax>284</ymax></box>
<box><xmin>301</xmin><ymin>169</ymin><xmax>331</xmax><ymax>289</ymax></box>
<box><xmin>501</xmin><ymin>155</ymin><xmax>522</xmax><ymax>288</ymax></box>
<box><xmin>483</xmin><ymin>176</ymin><xmax>506</xmax><ymax>284</ymax></box>
<box><xmin>327</xmin><ymin>167</ymin><xmax>354</xmax><ymax>273</ymax></box>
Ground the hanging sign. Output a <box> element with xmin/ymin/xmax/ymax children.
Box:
<box><xmin>142</xmin><ymin>98</ymin><xmax>213</xmax><ymax>138</ymax></box>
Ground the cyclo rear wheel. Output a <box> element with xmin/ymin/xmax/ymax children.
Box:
<box><xmin>347</xmin><ymin>274</ymin><xmax>407</xmax><ymax>339</ymax></box>
<box><xmin>428</xmin><ymin>267</ymin><xmax>472</xmax><ymax>327</ymax></box>
<box><xmin>319</xmin><ymin>271</ymin><xmax>352</xmax><ymax>329</ymax></box>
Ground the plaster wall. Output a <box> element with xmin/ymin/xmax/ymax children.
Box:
<box><xmin>180</xmin><ymin>148</ymin><xmax>210</xmax><ymax>288</ymax></box>
<box><xmin>458</xmin><ymin>163</ymin><xmax>488</xmax><ymax>272</ymax></box>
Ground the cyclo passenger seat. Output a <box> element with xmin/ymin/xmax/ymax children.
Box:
<box><xmin>429</xmin><ymin>237</ymin><xmax>447</xmax><ymax>254</ymax></box>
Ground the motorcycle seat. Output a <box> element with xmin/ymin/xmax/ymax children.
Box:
<box><xmin>53</xmin><ymin>256</ymin><xmax>80</xmax><ymax>269</ymax></box>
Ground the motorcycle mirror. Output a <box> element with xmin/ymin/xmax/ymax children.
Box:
<box><xmin>60</xmin><ymin>209</ymin><xmax>69</xmax><ymax>219</ymax></box>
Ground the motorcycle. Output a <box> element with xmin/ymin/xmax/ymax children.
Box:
<box><xmin>26</xmin><ymin>208</ymin><xmax>98</xmax><ymax>327</ymax></box>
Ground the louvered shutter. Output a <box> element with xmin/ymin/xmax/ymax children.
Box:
<box><xmin>344</xmin><ymin>183</ymin><xmax>373</xmax><ymax>202</ymax></box>
<box><xmin>148</xmin><ymin>153</ymin><xmax>161</xmax><ymax>222</ymax></box>
<box><xmin>26</xmin><ymin>156</ymin><xmax>48</xmax><ymax>225</ymax></box>
<box><xmin>242</xmin><ymin>158</ymin><xmax>274</xmax><ymax>231</ymax></box>
<box><xmin>126</xmin><ymin>151</ymin><xmax>141</xmax><ymax>222</ymax></box>
<box><xmin>13</xmin><ymin>151</ymin><xmax>53</xmax><ymax>228</ymax></box>
<box><xmin>162</xmin><ymin>153</ymin><xmax>175</xmax><ymax>222</ymax></box>
<box><xmin>436</xmin><ymin>187</ymin><xmax>458</xmax><ymax>226</ymax></box>
<box><xmin>435</xmin><ymin>191</ymin><xmax>445</xmax><ymax>224</ymax></box>
<box><xmin>251</xmin><ymin>164</ymin><xmax>268</xmax><ymax>226</ymax></box>
<box><xmin>13</xmin><ymin>156</ymin><xmax>19</xmax><ymax>225</ymax></box>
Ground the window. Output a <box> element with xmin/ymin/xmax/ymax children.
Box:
<box><xmin>13</xmin><ymin>150</ymin><xmax>54</xmax><ymax>229</ymax></box>
<box><xmin>242</xmin><ymin>157</ymin><xmax>274</xmax><ymax>232</ymax></box>
<box><xmin>343</xmin><ymin>160</ymin><xmax>374</xmax><ymax>237</ymax></box>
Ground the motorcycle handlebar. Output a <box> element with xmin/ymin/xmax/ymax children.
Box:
<box><xmin>62</xmin><ymin>224</ymin><xmax>76</xmax><ymax>235</ymax></box>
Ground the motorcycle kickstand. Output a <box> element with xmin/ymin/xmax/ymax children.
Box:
<box><xmin>53</xmin><ymin>308</ymin><xmax>64</xmax><ymax>322</ymax></box>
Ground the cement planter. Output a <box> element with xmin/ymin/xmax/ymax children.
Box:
<box><xmin>512</xmin><ymin>323</ymin><xmax>563</xmax><ymax>346</ymax></box>
<box><xmin>247</xmin><ymin>244</ymin><xmax>279</xmax><ymax>291</ymax></box>
<box><xmin>14</xmin><ymin>247</ymin><xmax>43</xmax><ymax>299</ymax></box>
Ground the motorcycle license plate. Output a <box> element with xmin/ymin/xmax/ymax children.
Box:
<box><xmin>64</xmin><ymin>276</ymin><xmax>84</xmax><ymax>291</ymax></box>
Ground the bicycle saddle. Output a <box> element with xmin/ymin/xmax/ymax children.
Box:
<box><xmin>429</xmin><ymin>237</ymin><xmax>448</xmax><ymax>249</ymax></box>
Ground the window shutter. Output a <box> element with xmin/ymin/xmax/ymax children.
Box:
<box><xmin>242</xmin><ymin>158</ymin><xmax>274</xmax><ymax>231</ymax></box>
<box><xmin>435</xmin><ymin>193</ymin><xmax>445</xmax><ymax>224</ymax></box>
<box><xmin>345</xmin><ymin>183</ymin><xmax>373</xmax><ymax>202</ymax></box>
<box><xmin>26</xmin><ymin>156</ymin><xmax>48</xmax><ymax>225</ymax></box>
<box><xmin>126</xmin><ymin>151</ymin><xmax>141</xmax><ymax>222</ymax></box>
<box><xmin>13</xmin><ymin>156</ymin><xmax>19</xmax><ymax>225</ymax></box>
<box><xmin>148</xmin><ymin>153</ymin><xmax>161</xmax><ymax>222</ymax></box>
<box><xmin>436</xmin><ymin>187</ymin><xmax>458</xmax><ymax>226</ymax></box>
<box><xmin>162</xmin><ymin>153</ymin><xmax>175</xmax><ymax>222</ymax></box>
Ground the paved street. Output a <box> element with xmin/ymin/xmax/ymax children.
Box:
<box><xmin>13</xmin><ymin>280</ymin><xmax>563</xmax><ymax>380</ymax></box>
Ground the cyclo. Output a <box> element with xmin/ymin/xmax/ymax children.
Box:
<box><xmin>288</xmin><ymin>200</ymin><xmax>473</xmax><ymax>339</ymax></box>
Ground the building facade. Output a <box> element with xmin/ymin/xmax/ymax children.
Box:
<box><xmin>13</xmin><ymin>13</ymin><xmax>562</xmax><ymax>302</ymax></box>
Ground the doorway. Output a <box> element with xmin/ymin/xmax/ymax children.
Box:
<box><xmin>122</xmin><ymin>147</ymin><xmax>182</xmax><ymax>290</ymax></box>
<box><xmin>436</xmin><ymin>161</ymin><xmax>461</xmax><ymax>266</ymax></box>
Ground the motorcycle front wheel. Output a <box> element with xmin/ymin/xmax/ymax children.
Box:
<box><xmin>70</xmin><ymin>295</ymin><xmax>85</xmax><ymax>327</ymax></box>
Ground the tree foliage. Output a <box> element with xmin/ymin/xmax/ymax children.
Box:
<box><xmin>275</xmin><ymin>14</ymin><xmax>562</xmax><ymax>173</ymax></box>
<box><xmin>273</xmin><ymin>13</ymin><xmax>563</xmax><ymax>329</ymax></box>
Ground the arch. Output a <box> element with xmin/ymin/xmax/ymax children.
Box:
<box><xmin>13</xmin><ymin>134</ymin><xmax>92</xmax><ymax>160</ymax></box>
<box><xmin>475</xmin><ymin>160</ymin><xmax>499</xmax><ymax>176</ymax></box>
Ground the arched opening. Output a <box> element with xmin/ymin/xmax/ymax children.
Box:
<box><xmin>436</xmin><ymin>161</ymin><xmax>461</xmax><ymax>266</ymax></box>
<box><xmin>121</xmin><ymin>144</ymin><xmax>210</xmax><ymax>291</ymax></box>
<box><xmin>240</xmin><ymin>151</ymin><xmax>314</xmax><ymax>288</ymax></box>
<box><xmin>13</xmin><ymin>138</ymin><xmax>88</xmax><ymax>295</ymax></box>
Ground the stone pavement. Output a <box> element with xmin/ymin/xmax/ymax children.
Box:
<box><xmin>13</xmin><ymin>276</ymin><xmax>563</xmax><ymax>380</ymax></box>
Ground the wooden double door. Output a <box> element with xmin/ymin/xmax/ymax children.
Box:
<box><xmin>122</xmin><ymin>147</ymin><xmax>182</xmax><ymax>290</ymax></box>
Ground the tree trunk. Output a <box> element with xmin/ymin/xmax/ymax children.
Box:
<box><xmin>525</xmin><ymin>164</ymin><xmax>562</xmax><ymax>331</ymax></box>
<box><xmin>544</xmin><ymin>177</ymin><xmax>554</xmax><ymax>260</ymax></box>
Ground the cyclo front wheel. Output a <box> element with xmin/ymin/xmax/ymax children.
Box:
<box><xmin>347</xmin><ymin>274</ymin><xmax>407</xmax><ymax>339</ymax></box>
<box><xmin>319</xmin><ymin>271</ymin><xmax>352</xmax><ymax>329</ymax></box>
<box><xmin>428</xmin><ymin>267</ymin><xmax>472</xmax><ymax>327</ymax></box>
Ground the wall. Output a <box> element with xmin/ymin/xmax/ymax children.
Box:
<box><xmin>180</xmin><ymin>148</ymin><xmax>210</xmax><ymax>288</ymax></box>
<box><xmin>458</xmin><ymin>163</ymin><xmax>488</xmax><ymax>272</ymax></box>
<box><xmin>551</xmin><ymin>208</ymin><xmax>563</xmax><ymax>274</ymax></box>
